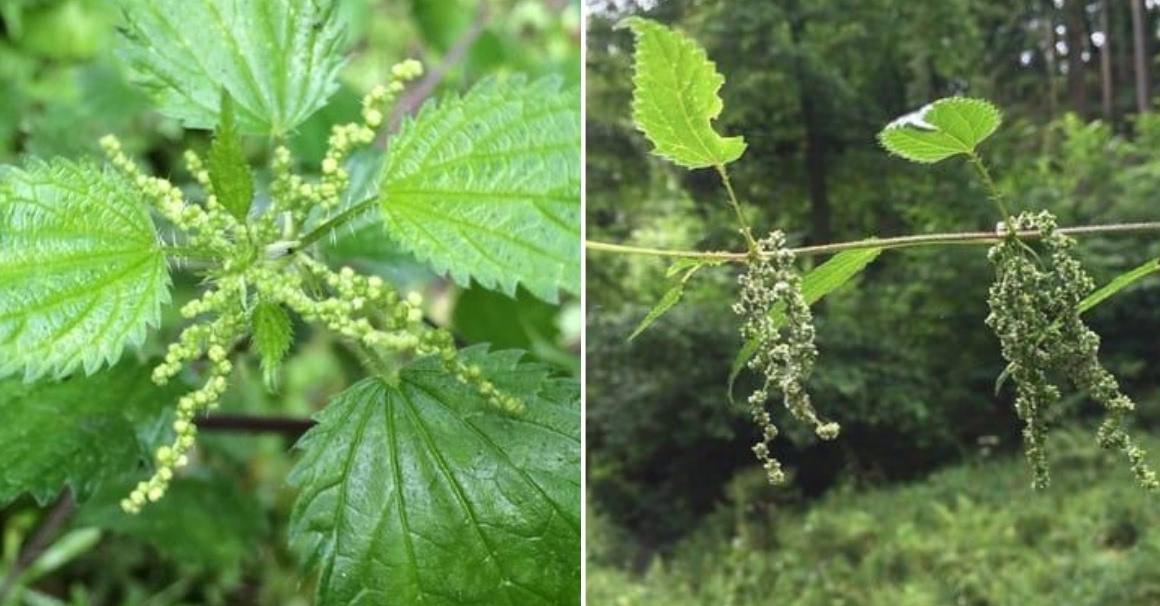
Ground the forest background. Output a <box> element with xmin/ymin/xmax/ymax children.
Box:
<box><xmin>585</xmin><ymin>1</ymin><xmax>1160</xmax><ymax>604</ymax></box>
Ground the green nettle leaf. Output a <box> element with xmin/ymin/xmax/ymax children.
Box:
<box><xmin>728</xmin><ymin>247</ymin><xmax>883</xmax><ymax>400</ymax></box>
<box><xmin>1079</xmin><ymin>257</ymin><xmax>1160</xmax><ymax>313</ymax></box>
<box><xmin>289</xmin><ymin>347</ymin><xmax>580</xmax><ymax>605</ymax></box>
<box><xmin>252</xmin><ymin>300</ymin><xmax>293</xmax><ymax>388</ymax></box>
<box><xmin>379</xmin><ymin>76</ymin><xmax>580</xmax><ymax>302</ymax></box>
<box><xmin>628</xmin><ymin>283</ymin><xmax>685</xmax><ymax>341</ymax></box>
<box><xmin>79</xmin><ymin>472</ymin><xmax>267</xmax><ymax>569</ymax></box>
<box><xmin>0</xmin><ymin>160</ymin><xmax>170</xmax><ymax>380</ymax></box>
<box><xmin>115</xmin><ymin>0</ymin><xmax>346</xmax><ymax>135</ymax></box>
<box><xmin>452</xmin><ymin>287</ymin><xmax>561</xmax><ymax>352</ymax></box>
<box><xmin>878</xmin><ymin>97</ymin><xmax>1002</xmax><ymax>164</ymax></box>
<box><xmin>207</xmin><ymin>92</ymin><xmax>255</xmax><ymax>221</ymax></box>
<box><xmin>0</xmin><ymin>361</ymin><xmax>177</xmax><ymax>506</ymax></box>
<box><xmin>621</xmin><ymin>17</ymin><xmax>746</xmax><ymax>169</ymax></box>
<box><xmin>628</xmin><ymin>258</ymin><xmax>721</xmax><ymax>341</ymax></box>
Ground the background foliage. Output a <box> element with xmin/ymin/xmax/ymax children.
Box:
<box><xmin>586</xmin><ymin>0</ymin><xmax>1160</xmax><ymax>602</ymax></box>
<box><xmin>0</xmin><ymin>1</ymin><xmax>580</xmax><ymax>604</ymax></box>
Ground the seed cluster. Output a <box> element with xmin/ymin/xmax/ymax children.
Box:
<box><xmin>987</xmin><ymin>210</ymin><xmax>1158</xmax><ymax>490</ymax></box>
<box><xmin>733</xmin><ymin>231</ymin><xmax>838</xmax><ymax>485</ymax></box>
<box><xmin>99</xmin><ymin>60</ymin><xmax>522</xmax><ymax>514</ymax></box>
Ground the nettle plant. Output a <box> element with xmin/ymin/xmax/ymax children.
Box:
<box><xmin>589</xmin><ymin>17</ymin><xmax>1160</xmax><ymax>491</ymax></box>
<box><xmin>0</xmin><ymin>1</ymin><xmax>579</xmax><ymax>604</ymax></box>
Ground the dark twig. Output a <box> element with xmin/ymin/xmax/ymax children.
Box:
<box><xmin>197</xmin><ymin>414</ymin><xmax>315</xmax><ymax>439</ymax></box>
<box><xmin>385</xmin><ymin>1</ymin><xmax>491</xmax><ymax>134</ymax></box>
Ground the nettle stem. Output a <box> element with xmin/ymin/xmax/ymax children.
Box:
<box><xmin>296</xmin><ymin>196</ymin><xmax>379</xmax><ymax>251</ymax></box>
<box><xmin>967</xmin><ymin>151</ymin><xmax>1016</xmax><ymax>236</ymax></box>
<box><xmin>585</xmin><ymin>221</ymin><xmax>1160</xmax><ymax>262</ymax></box>
<box><xmin>715</xmin><ymin>164</ymin><xmax>758</xmax><ymax>252</ymax></box>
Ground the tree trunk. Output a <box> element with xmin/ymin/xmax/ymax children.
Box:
<box><xmin>1117</xmin><ymin>0</ymin><xmax>1133</xmax><ymax>104</ymax></box>
<box><xmin>788</xmin><ymin>11</ymin><xmax>831</xmax><ymax>244</ymax></box>
<box><xmin>1044</xmin><ymin>4</ymin><xmax>1059</xmax><ymax>124</ymax></box>
<box><xmin>801</xmin><ymin>98</ymin><xmax>831</xmax><ymax>244</ymax></box>
<box><xmin>1100</xmin><ymin>0</ymin><xmax>1114</xmax><ymax>121</ymax></box>
<box><xmin>1131</xmin><ymin>0</ymin><xmax>1150</xmax><ymax>113</ymax></box>
<box><xmin>1064</xmin><ymin>0</ymin><xmax>1089</xmax><ymax>117</ymax></box>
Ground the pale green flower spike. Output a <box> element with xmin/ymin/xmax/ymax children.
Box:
<box><xmin>106</xmin><ymin>60</ymin><xmax>520</xmax><ymax>515</ymax></box>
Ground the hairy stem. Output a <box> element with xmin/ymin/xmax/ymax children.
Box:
<box><xmin>715</xmin><ymin>164</ymin><xmax>758</xmax><ymax>251</ymax></box>
<box><xmin>585</xmin><ymin>221</ymin><xmax>1160</xmax><ymax>262</ymax></box>
<box><xmin>295</xmin><ymin>196</ymin><xmax>378</xmax><ymax>251</ymax></box>
<box><xmin>967</xmin><ymin>151</ymin><xmax>1016</xmax><ymax>235</ymax></box>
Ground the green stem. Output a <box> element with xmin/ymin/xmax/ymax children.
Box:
<box><xmin>967</xmin><ymin>152</ymin><xmax>1016</xmax><ymax>236</ymax></box>
<box><xmin>714</xmin><ymin>165</ymin><xmax>758</xmax><ymax>251</ymax></box>
<box><xmin>295</xmin><ymin>196</ymin><xmax>378</xmax><ymax>251</ymax></box>
<box><xmin>349</xmin><ymin>340</ymin><xmax>396</xmax><ymax>380</ymax></box>
<box><xmin>585</xmin><ymin>221</ymin><xmax>1160</xmax><ymax>262</ymax></box>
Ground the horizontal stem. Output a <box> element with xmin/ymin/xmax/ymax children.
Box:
<box><xmin>586</xmin><ymin>221</ymin><xmax>1160</xmax><ymax>262</ymax></box>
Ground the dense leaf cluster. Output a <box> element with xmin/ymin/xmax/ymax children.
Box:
<box><xmin>0</xmin><ymin>1</ymin><xmax>580</xmax><ymax>602</ymax></box>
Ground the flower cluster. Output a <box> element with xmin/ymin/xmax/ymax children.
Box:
<box><xmin>987</xmin><ymin>210</ymin><xmax>1158</xmax><ymax>490</ymax></box>
<box><xmin>101</xmin><ymin>60</ymin><xmax>521</xmax><ymax>514</ymax></box>
<box><xmin>733</xmin><ymin>231</ymin><xmax>838</xmax><ymax>485</ymax></box>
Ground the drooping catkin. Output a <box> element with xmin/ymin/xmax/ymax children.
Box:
<box><xmin>987</xmin><ymin>210</ymin><xmax>1158</xmax><ymax>490</ymax></box>
<box><xmin>733</xmin><ymin>231</ymin><xmax>838</xmax><ymax>484</ymax></box>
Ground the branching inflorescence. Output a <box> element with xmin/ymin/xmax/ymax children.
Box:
<box><xmin>101</xmin><ymin>60</ymin><xmax>523</xmax><ymax>514</ymax></box>
<box><xmin>734</xmin><ymin>231</ymin><xmax>839</xmax><ymax>484</ymax></box>
<box><xmin>987</xmin><ymin>211</ymin><xmax>1159</xmax><ymax>490</ymax></box>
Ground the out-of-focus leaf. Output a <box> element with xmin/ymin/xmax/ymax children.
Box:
<box><xmin>14</xmin><ymin>0</ymin><xmax>114</xmax><ymax>61</ymax></box>
<box><xmin>19</xmin><ymin>528</ymin><xmax>102</xmax><ymax>585</ymax></box>
<box><xmin>78</xmin><ymin>472</ymin><xmax>266</xmax><ymax>569</ymax></box>
<box><xmin>452</xmin><ymin>286</ymin><xmax>561</xmax><ymax>351</ymax></box>
<box><xmin>411</xmin><ymin>0</ymin><xmax>474</xmax><ymax>52</ymax></box>
<box><xmin>0</xmin><ymin>360</ymin><xmax>179</xmax><ymax>506</ymax></box>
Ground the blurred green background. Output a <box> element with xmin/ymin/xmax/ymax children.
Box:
<box><xmin>585</xmin><ymin>1</ymin><xmax>1160</xmax><ymax>604</ymax></box>
<box><xmin>0</xmin><ymin>1</ymin><xmax>579</xmax><ymax>604</ymax></box>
